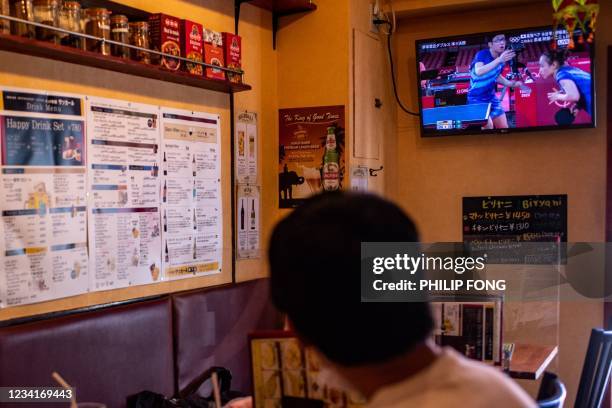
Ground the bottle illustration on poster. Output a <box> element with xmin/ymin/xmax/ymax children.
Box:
<box><xmin>240</xmin><ymin>199</ymin><xmax>245</xmax><ymax>231</ymax></box>
<box><xmin>238</xmin><ymin>130</ymin><xmax>245</xmax><ymax>157</ymax></box>
<box><xmin>250</xmin><ymin>199</ymin><xmax>256</xmax><ymax>230</ymax></box>
<box><xmin>193</xmin><ymin>236</ymin><xmax>197</xmax><ymax>260</ymax></box>
<box><xmin>249</xmin><ymin>133</ymin><xmax>255</xmax><ymax>158</ymax></box>
<box><xmin>322</xmin><ymin>126</ymin><xmax>340</xmax><ymax>192</ymax></box>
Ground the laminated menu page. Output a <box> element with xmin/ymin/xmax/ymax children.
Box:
<box><xmin>0</xmin><ymin>88</ymin><xmax>88</xmax><ymax>308</ymax></box>
<box><xmin>86</xmin><ymin>97</ymin><xmax>162</xmax><ymax>291</ymax></box>
<box><xmin>236</xmin><ymin>184</ymin><xmax>260</xmax><ymax>260</ymax></box>
<box><xmin>160</xmin><ymin>108</ymin><xmax>222</xmax><ymax>280</ymax></box>
<box><xmin>235</xmin><ymin>111</ymin><xmax>258</xmax><ymax>184</ymax></box>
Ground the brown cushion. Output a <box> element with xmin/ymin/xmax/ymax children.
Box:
<box><xmin>173</xmin><ymin>279</ymin><xmax>283</xmax><ymax>395</ymax></box>
<box><xmin>0</xmin><ymin>297</ymin><xmax>175</xmax><ymax>408</ymax></box>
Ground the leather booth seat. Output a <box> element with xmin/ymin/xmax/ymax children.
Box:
<box><xmin>173</xmin><ymin>279</ymin><xmax>283</xmax><ymax>395</ymax></box>
<box><xmin>0</xmin><ymin>297</ymin><xmax>175</xmax><ymax>408</ymax></box>
<box><xmin>0</xmin><ymin>279</ymin><xmax>282</xmax><ymax>407</ymax></box>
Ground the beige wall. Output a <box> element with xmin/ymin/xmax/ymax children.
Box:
<box><xmin>392</xmin><ymin>2</ymin><xmax>608</xmax><ymax>401</ymax></box>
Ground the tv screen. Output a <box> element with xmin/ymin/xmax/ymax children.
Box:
<box><xmin>416</xmin><ymin>26</ymin><xmax>595</xmax><ymax>136</ymax></box>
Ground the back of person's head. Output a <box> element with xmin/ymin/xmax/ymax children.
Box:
<box><xmin>268</xmin><ymin>192</ymin><xmax>433</xmax><ymax>367</ymax></box>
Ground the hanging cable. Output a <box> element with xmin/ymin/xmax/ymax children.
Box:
<box><xmin>375</xmin><ymin>19</ymin><xmax>420</xmax><ymax>117</ymax></box>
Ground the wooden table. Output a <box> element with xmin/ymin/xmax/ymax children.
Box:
<box><xmin>508</xmin><ymin>344</ymin><xmax>559</xmax><ymax>380</ymax></box>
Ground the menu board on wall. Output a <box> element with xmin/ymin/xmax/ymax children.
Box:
<box><xmin>161</xmin><ymin>108</ymin><xmax>223</xmax><ymax>280</ymax></box>
<box><xmin>86</xmin><ymin>97</ymin><xmax>162</xmax><ymax>291</ymax></box>
<box><xmin>236</xmin><ymin>184</ymin><xmax>260</xmax><ymax>260</ymax></box>
<box><xmin>235</xmin><ymin>111</ymin><xmax>258</xmax><ymax>184</ymax></box>
<box><xmin>278</xmin><ymin>106</ymin><xmax>345</xmax><ymax>208</ymax></box>
<box><xmin>463</xmin><ymin>195</ymin><xmax>567</xmax><ymax>263</ymax></box>
<box><xmin>0</xmin><ymin>88</ymin><xmax>89</xmax><ymax>308</ymax></box>
<box><xmin>0</xmin><ymin>87</ymin><xmax>226</xmax><ymax>308</ymax></box>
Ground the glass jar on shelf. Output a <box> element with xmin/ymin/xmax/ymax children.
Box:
<box><xmin>33</xmin><ymin>0</ymin><xmax>59</xmax><ymax>43</ymax></box>
<box><xmin>129</xmin><ymin>21</ymin><xmax>150</xmax><ymax>64</ymax></box>
<box><xmin>1</xmin><ymin>0</ymin><xmax>10</xmax><ymax>34</ymax></box>
<box><xmin>110</xmin><ymin>14</ymin><xmax>129</xmax><ymax>59</ymax></box>
<box><xmin>8</xmin><ymin>0</ymin><xmax>34</xmax><ymax>38</ymax></box>
<box><xmin>59</xmin><ymin>1</ymin><xmax>82</xmax><ymax>49</ymax></box>
<box><xmin>84</xmin><ymin>7</ymin><xmax>110</xmax><ymax>55</ymax></box>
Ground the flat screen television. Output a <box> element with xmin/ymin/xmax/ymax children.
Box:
<box><xmin>416</xmin><ymin>26</ymin><xmax>595</xmax><ymax>136</ymax></box>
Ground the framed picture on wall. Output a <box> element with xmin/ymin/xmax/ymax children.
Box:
<box><xmin>278</xmin><ymin>106</ymin><xmax>345</xmax><ymax>208</ymax></box>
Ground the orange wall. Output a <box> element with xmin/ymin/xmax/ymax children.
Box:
<box><xmin>0</xmin><ymin>0</ymin><xmax>277</xmax><ymax>319</ymax></box>
<box><xmin>0</xmin><ymin>0</ymin><xmax>351</xmax><ymax>316</ymax></box>
<box><xmin>277</xmin><ymin>1</ymin><xmax>350</xmax><ymax>109</ymax></box>
<box><xmin>392</xmin><ymin>2</ymin><xmax>609</xmax><ymax>401</ymax></box>
<box><xmin>0</xmin><ymin>1</ymin><xmax>608</xmax><ymax>402</ymax></box>
<box><xmin>0</xmin><ymin>0</ymin><xmax>352</xmax><ymax>317</ymax></box>
<box><xmin>269</xmin><ymin>0</ymin><xmax>351</xmax><ymax>223</ymax></box>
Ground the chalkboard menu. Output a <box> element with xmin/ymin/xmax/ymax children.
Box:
<box><xmin>463</xmin><ymin>195</ymin><xmax>567</xmax><ymax>264</ymax></box>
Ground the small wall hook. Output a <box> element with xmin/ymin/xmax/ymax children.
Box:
<box><xmin>369</xmin><ymin>166</ymin><xmax>383</xmax><ymax>177</ymax></box>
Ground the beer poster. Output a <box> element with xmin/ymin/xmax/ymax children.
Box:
<box><xmin>278</xmin><ymin>106</ymin><xmax>345</xmax><ymax>208</ymax></box>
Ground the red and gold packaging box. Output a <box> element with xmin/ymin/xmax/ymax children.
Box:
<box><xmin>221</xmin><ymin>32</ymin><xmax>242</xmax><ymax>83</ymax></box>
<box><xmin>181</xmin><ymin>20</ymin><xmax>204</xmax><ymax>76</ymax></box>
<box><xmin>149</xmin><ymin>13</ymin><xmax>182</xmax><ymax>71</ymax></box>
<box><xmin>203</xmin><ymin>29</ymin><xmax>225</xmax><ymax>80</ymax></box>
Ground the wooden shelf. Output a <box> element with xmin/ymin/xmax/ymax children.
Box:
<box><xmin>243</xmin><ymin>0</ymin><xmax>317</xmax><ymax>17</ymax></box>
<box><xmin>79</xmin><ymin>0</ymin><xmax>150</xmax><ymax>21</ymax></box>
<box><xmin>0</xmin><ymin>33</ymin><xmax>252</xmax><ymax>94</ymax></box>
<box><xmin>235</xmin><ymin>0</ymin><xmax>317</xmax><ymax>48</ymax></box>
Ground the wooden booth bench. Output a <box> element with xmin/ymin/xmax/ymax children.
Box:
<box><xmin>0</xmin><ymin>279</ymin><xmax>283</xmax><ymax>408</ymax></box>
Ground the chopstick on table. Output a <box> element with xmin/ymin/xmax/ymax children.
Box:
<box><xmin>211</xmin><ymin>371</ymin><xmax>222</xmax><ymax>408</ymax></box>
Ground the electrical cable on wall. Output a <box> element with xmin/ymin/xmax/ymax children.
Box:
<box><xmin>374</xmin><ymin>4</ymin><xmax>420</xmax><ymax>117</ymax></box>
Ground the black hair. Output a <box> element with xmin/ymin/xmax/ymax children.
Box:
<box><xmin>268</xmin><ymin>192</ymin><xmax>434</xmax><ymax>366</ymax></box>
<box><xmin>542</xmin><ymin>49</ymin><xmax>570</xmax><ymax>67</ymax></box>
<box><xmin>485</xmin><ymin>33</ymin><xmax>506</xmax><ymax>44</ymax></box>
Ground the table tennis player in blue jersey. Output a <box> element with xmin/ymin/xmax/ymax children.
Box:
<box><xmin>539</xmin><ymin>49</ymin><xmax>593</xmax><ymax>119</ymax></box>
<box><xmin>467</xmin><ymin>33</ymin><xmax>524</xmax><ymax>129</ymax></box>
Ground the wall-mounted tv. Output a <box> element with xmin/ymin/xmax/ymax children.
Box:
<box><xmin>416</xmin><ymin>26</ymin><xmax>595</xmax><ymax>137</ymax></box>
